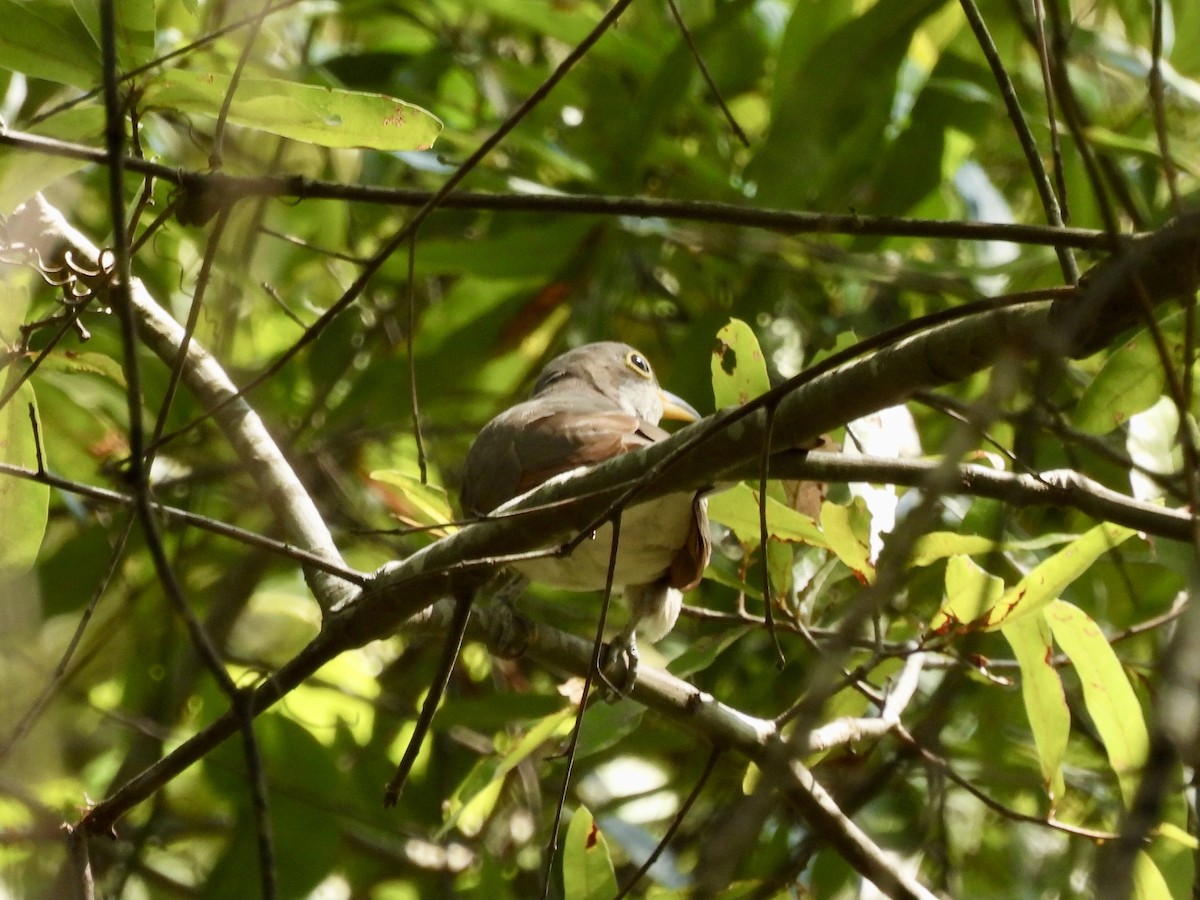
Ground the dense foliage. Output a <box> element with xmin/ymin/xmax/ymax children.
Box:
<box><xmin>1</xmin><ymin>1</ymin><xmax>1198</xmax><ymax>898</ymax></box>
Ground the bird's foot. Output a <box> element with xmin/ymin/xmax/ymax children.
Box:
<box><xmin>598</xmin><ymin>632</ymin><xmax>639</xmax><ymax>699</ymax></box>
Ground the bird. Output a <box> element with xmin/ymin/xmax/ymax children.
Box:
<box><xmin>460</xmin><ymin>342</ymin><xmax>711</xmax><ymax>679</ymax></box>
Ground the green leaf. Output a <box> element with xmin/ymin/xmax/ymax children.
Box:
<box><xmin>141</xmin><ymin>70</ymin><xmax>443</xmax><ymax>151</ymax></box>
<box><xmin>1132</xmin><ymin>851</ymin><xmax>1173</xmax><ymax>900</ymax></box>
<box><xmin>0</xmin><ymin>107</ymin><xmax>106</xmax><ymax>215</ymax></box>
<box><xmin>980</xmin><ymin>522</ymin><xmax>1137</xmax><ymax>630</ymax></box>
<box><xmin>72</xmin><ymin>0</ymin><xmax>156</xmax><ymax>69</ymax></box>
<box><xmin>708</xmin><ymin>483</ymin><xmax>827</xmax><ymax>548</ymax></box>
<box><xmin>932</xmin><ymin>554</ymin><xmax>1003</xmax><ymax>633</ymax></box>
<box><xmin>1074</xmin><ymin>331</ymin><xmax>1171</xmax><ymax>434</ymax></box>
<box><xmin>1047</xmin><ymin>600</ymin><xmax>1149</xmax><ymax>807</ymax></box>
<box><xmin>370</xmin><ymin>469</ymin><xmax>457</xmax><ymax>531</ymax></box>
<box><xmin>201</xmin><ymin>715</ymin><xmax>340</xmax><ymax>900</ymax></box>
<box><xmin>748</xmin><ymin>0</ymin><xmax>946</xmax><ymax>207</ymax></box>
<box><xmin>668</xmin><ymin>625</ymin><xmax>753</xmax><ymax>677</ymax></box>
<box><xmin>912</xmin><ymin>532</ymin><xmax>1002</xmax><ymax>568</ymax></box>
<box><xmin>711</xmin><ymin>318</ymin><xmax>770</xmax><ymax>409</ymax></box>
<box><xmin>0</xmin><ymin>284</ymin><xmax>48</xmax><ymax>572</ymax></box>
<box><xmin>575</xmin><ymin>700</ymin><xmax>644</xmax><ymax>759</ymax></box>
<box><xmin>562</xmin><ymin>806</ymin><xmax>618</xmax><ymax>900</ymax></box>
<box><xmin>443</xmin><ymin>705</ymin><xmax>575</xmax><ymax>836</ymax></box>
<box><xmin>912</xmin><ymin>531</ymin><xmax>1079</xmax><ymax>567</ymax></box>
<box><xmin>36</xmin><ymin>349</ymin><xmax>127</xmax><ymax>386</ymax></box>
<box><xmin>1001</xmin><ymin>613</ymin><xmax>1069</xmax><ymax>802</ymax></box>
<box><xmin>820</xmin><ymin>497</ymin><xmax>874</xmax><ymax>582</ymax></box>
<box><xmin>0</xmin><ymin>0</ymin><xmax>100</xmax><ymax>87</ymax></box>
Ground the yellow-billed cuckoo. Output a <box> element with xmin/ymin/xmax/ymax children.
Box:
<box><xmin>461</xmin><ymin>341</ymin><xmax>711</xmax><ymax>664</ymax></box>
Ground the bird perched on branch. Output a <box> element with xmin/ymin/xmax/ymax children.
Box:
<box><xmin>460</xmin><ymin>342</ymin><xmax>711</xmax><ymax>678</ymax></box>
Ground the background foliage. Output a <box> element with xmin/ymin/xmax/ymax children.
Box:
<box><xmin>1</xmin><ymin>0</ymin><xmax>1198</xmax><ymax>898</ymax></box>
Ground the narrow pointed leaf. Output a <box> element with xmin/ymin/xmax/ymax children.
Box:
<box><xmin>1047</xmin><ymin>600</ymin><xmax>1149</xmax><ymax>807</ymax></box>
<box><xmin>1002</xmin><ymin>613</ymin><xmax>1069</xmax><ymax>802</ymax></box>
<box><xmin>142</xmin><ymin>71</ymin><xmax>443</xmax><ymax>151</ymax></box>
<box><xmin>981</xmin><ymin>522</ymin><xmax>1137</xmax><ymax>630</ymax></box>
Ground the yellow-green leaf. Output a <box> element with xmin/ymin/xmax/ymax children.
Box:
<box><xmin>72</xmin><ymin>0</ymin><xmax>156</xmax><ymax>69</ymax></box>
<box><xmin>981</xmin><ymin>522</ymin><xmax>1137</xmax><ymax>630</ymax></box>
<box><xmin>562</xmin><ymin>806</ymin><xmax>618</xmax><ymax>900</ymax></box>
<box><xmin>1002</xmin><ymin>613</ymin><xmax>1069</xmax><ymax>802</ymax></box>
<box><xmin>370</xmin><ymin>470</ymin><xmax>457</xmax><ymax>532</ymax></box>
<box><xmin>0</xmin><ymin>107</ymin><xmax>105</xmax><ymax>215</ymax></box>
<box><xmin>442</xmin><ymin>706</ymin><xmax>574</xmax><ymax>837</ymax></box>
<box><xmin>911</xmin><ymin>531</ymin><xmax>1077</xmax><ymax>568</ymax></box>
<box><xmin>708</xmin><ymin>482</ymin><xmax>826</xmax><ymax>548</ymax></box>
<box><xmin>1132</xmin><ymin>851</ymin><xmax>1173</xmax><ymax>900</ymax></box>
<box><xmin>0</xmin><ymin>0</ymin><xmax>99</xmax><ymax>87</ymax></box>
<box><xmin>1047</xmin><ymin>600</ymin><xmax>1149</xmax><ymax>807</ymax></box>
<box><xmin>711</xmin><ymin>318</ymin><xmax>770</xmax><ymax>409</ymax></box>
<box><xmin>932</xmin><ymin>554</ymin><xmax>1003</xmax><ymax>633</ymax></box>
<box><xmin>142</xmin><ymin>71</ymin><xmax>443</xmax><ymax>151</ymax></box>
<box><xmin>0</xmin><ymin>283</ymin><xmax>48</xmax><ymax>571</ymax></box>
<box><xmin>821</xmin><ymin>497</ymin><xmax>874</xmax><ymax>582</ymax></box>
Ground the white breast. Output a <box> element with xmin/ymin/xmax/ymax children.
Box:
<box><xmin>512</xmin><ymin>491</ymin><xmax>697</xmax><ymax>591</ymax></box>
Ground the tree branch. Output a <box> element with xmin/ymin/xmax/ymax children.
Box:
<box><xmin>10</xmin><ymin>195</ymin><xmax>358</xmax><ymax>612</ymax></box>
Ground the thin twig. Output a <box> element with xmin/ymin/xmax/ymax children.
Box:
<box><xmin>959</xmin><ymin>0</ymin><xmax>1078</xmax><ymax>283</ymax></box>
<box><xmin>144</xmin><ymin>0</ymin><xmax>643</xmax><ymax>460</ymax></box>
<box><xmin>0</xmin><ymin>459</ymin><xmax>367</xmax><ymax>582</ymax></box>
<box><xmin>0</xmin><ymin>128</ymin><xmax>1117</xmax><ymax>251</ymax></box>
<box><xmin>210</xmin><ymin>0</ymin><xmax>275</xmax><ymax>168</ymax></box>
<box><xmin>540</xmin><ymin>513</ymin><xmax>625</xmax><ymax>900</ymax></box>
<box><xmin>406</xmin><ymin>230</ymin><xmax>428</xmax><ymax>483</ymax></box>
<box><xmin>758</xmin><ymin>403</ymin><xmax>785</xmax><ymax>667</ymax></box>
<box><xmin>149</xmin><ymin>206</ymin><xmax>231</xmax><ymax>452</ymax></box>
<box><xmin>382</xmin><ymin>592</ymin><xmax>472</xmax><ymax>807</ymax></box>
<box><xmin>1149</xmin><ymin>0</ymin><xmax>1182</xmax><ymax>215</ymax></box>
<box><xmin>1031</xmin><ymin>0</ymin><xmax>1071</xmax><ymax>227</ymax></box>
<box><xmin>613</xmin><ymin>747</ymin><xmax>722</xmax><ymax>899</ymax></box>
<box><xmin>664</xmin><ymin>0</ymin><xmax>749</xmax><ymax>147</ymax></box>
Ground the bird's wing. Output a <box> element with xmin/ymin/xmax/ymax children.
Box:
<box><xmin>510</xmin><ymin>408</ymin><xmax>666</xmax><ymax>495</ymax></box>
<box><xmin>462</xmin><ymin>395</ymin><xmax>668</xmax><ymax>515</ymax></box>
<box><xmin>667</xmin><ymin>495</ymin><xmax>711</xmax><ymax>591</ymax></box>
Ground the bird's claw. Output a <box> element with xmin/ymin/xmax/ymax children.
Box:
<box><xmin>598</xmin><ymin>633</ymin><xmax>639</xmax><ymax>699</ymax></box>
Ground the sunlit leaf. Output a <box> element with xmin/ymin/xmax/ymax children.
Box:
<box><xmin>980</xmin><ymin>522</ymin><xmax>1137</xmax><ymax>630</ymax></box>
<box><xmin>711</xmin><ymin>318</ymin><xmax>770</xmax><ymax>409</ymax></box>
<box><xmin>911</xmin><ymin>531</ymin><xmax>1077</xmax><ymax>567</ymax></box>
<box><xmin>563</xmin><ymin>805</ymin><xmax>618</xmax><ymax>900</ymax></box>
<box><xmin>443</xmin><ymin>705</ymin><xmax>574</xmax><ymax>837</ymax></box>
<box><xmin>0</xmin><ymin>0</ymin><xmax>99</xmax><ymax>87</ymax></box>
<box><xmin>1131</xmin><ymin>850</ymin><xmax>1173</xmax><ymax>900</ymax></box>
<box><xmin>142</xmin><ymin>70</ymin><xmax>443</xmax><ymax>150</ymax></box>
<box><xmin>820</xmin><ymin>497</ymin><xmax>874</xmax><ymax>583</ymax></box>
<box><xmin>0</xmin><ymin>284</ymin><xmax>47</xmax><ymax>571</ymax></box>
<box><xmin>1001</xmin><ymin>613</ymin><xmax>1069</xmax><ymax>802</ymax></box>
<box><xmin>932</xmin><ymin>554</ymin><xmax>1003</xmax><ymax>633</ymax></box>
<box><xmin>371</xmin><ymin>469</ymin><xmax>457</xmax><ymax>532</ymax></box>
<box><xmin>1047</xmin><ymin>600</ymin><xmax>1149</xmax><ymax>807</ymax></box>
<box><xmin>708</xmin><ymin>483</ymin><xmax>827</xmax><ymax>548</ymax></box>
<box><xmin>0</xmin><ymin>107</ymin><xmax>105</xmax><ymax>216</ymax></box>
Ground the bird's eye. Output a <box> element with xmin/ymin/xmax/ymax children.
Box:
<box><xmin>625</xmin><ymin>351</ymin><xmax>653</xmax><ymax>379</ymax></box>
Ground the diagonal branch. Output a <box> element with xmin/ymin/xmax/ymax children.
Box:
<box><xmin>11</xmin><ymin>195</ymin><xmax>358</xmax><ymax>612</ymax></box>
<box><xmin>74</xmin><ymin>209</ymin><xmax>1200</xmax><ymax>841</ymax></box>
